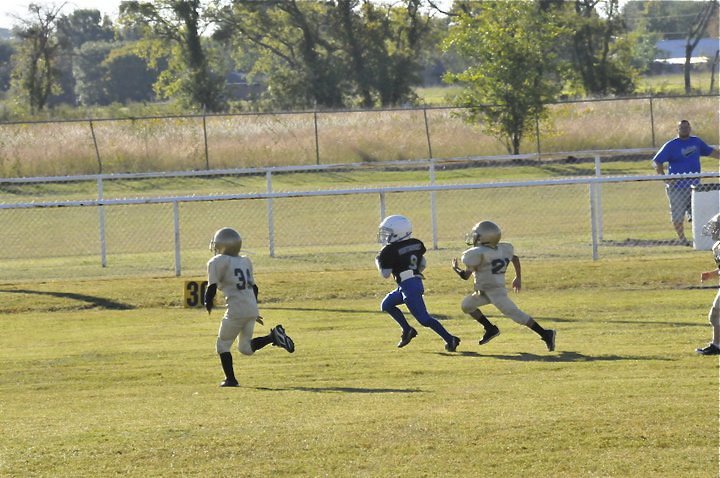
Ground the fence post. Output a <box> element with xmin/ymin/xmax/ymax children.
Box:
<box><xmin>649</xmin><ymin>96</ymin><xmax>656</xmax><ymax>148</ymax></box>
<box><xmin>97</xmin><ymin>176</ymin><xmax>107</xmax><ymax>267</ymax></box>
<box><xmin>429</xmin><ymin>159</ymin><xmax>438</xmax><ymax>250</ymax></box>
<box><xmin>173</xmin><ymin>201</ymin><xmax>181</xmax><ymax>276</ymax></box>
<box><xmin>379</xmin><ymin>191</ymin><xmax>386</xmax><ymax>221</ymax></box>
<box><xmin>594</xmin><ymin>154</ymin><xmax>604</xmax><ymax>241</ymax></box>
<box><xmin>202</xmin><ymin>113</ymin><xmax>210</xmax><ymax>170</ymax></box>
<box><xmin>313</xmin><ymin>111</ymin><xmax>320</xmax><ymax>165</ymax></box>
<box><xmin>266</xmin><ymin>171</ymin><xmax>275</xmax><ymax>257</ymax></box>
<box><xmin>89</xmin><ymin>120</ymin><xmax>102</xmax><ymax>174</ymax></box>
<box><xmin>589</xmin><ymin>182</ymin><xmax>599</xmax><ymax>261</ymax></box>
<box><xmin>535</xmin><ymin>115</ymin><xmax>541</xmax><ymax>159</ymax></box>
<box><xmin>423</xmin><ymin>107</ymin><xmax>433</xmax><ymax>159</ymax></box>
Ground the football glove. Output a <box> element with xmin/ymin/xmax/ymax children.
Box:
<box><xmin>256</xmin><ymin>315</ymin><xmax>264</xmax><ymax>325</ymax></box>
<box><xmin>204</xmin><ymin>283</ymin><xmax>217</xmax><ymax>314</ymax></box>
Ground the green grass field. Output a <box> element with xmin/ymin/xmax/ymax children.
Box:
<box><xmin>1</xmin><ymin>118</ymin><xmax>719</xmax><ymax>476</ymax></box>
<box><xmin>1</xmin><ymin>253</ymin><xmax>718</xmax><ymax>477</ymax></box>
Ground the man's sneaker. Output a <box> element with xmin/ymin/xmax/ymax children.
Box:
<box><xmin>445</xmin><ymin>336</ymin><xmax>461</xmax><ymax>352</ymax></box>
<box><xmin>695</xmin><ymin>343</ymin><xmax>720</xmax><ymax>355</ymax></box>
<box><xmin>541</xmin><ymin>329</ymin><xmax>556</xmax><ymax>352</ymax></box>
<box><xmin>479</xmin><ymin>326</ymin><xmax>500</xmax><ymax>345</ymax></box>
<box><xmin>397</xmin><ymin>327</ymin><xmax>418</xmax><ymax>348</ymax></box>
<box><xmin>220</xmin><ymin>379</ymin><xmax>239</xmax><ymax>387</ymax></box>
<box><xmin>271</xmin><ymin>325</ymin><xmax>295</xmax><ymax>353</ymax></box>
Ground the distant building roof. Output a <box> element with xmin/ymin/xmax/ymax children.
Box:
<box><xmin>655</xmin><ymin>38</ymin><xmax>719</xmax><ymax>59</ymax></box>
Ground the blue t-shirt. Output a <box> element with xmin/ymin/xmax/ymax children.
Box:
<box><xmin>652</xmin><ymin>136</ymin><xmax>715</xmax><ymax>188</ymax></box>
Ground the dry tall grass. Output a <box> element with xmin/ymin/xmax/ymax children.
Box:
<box><xmin>0</xmin><ymin>96</ymin><xmax>716</xmax><ymax>178</ymax></box>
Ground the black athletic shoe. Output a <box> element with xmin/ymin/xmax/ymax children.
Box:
<box><xmin>445</xmin><ymin>336</ymin><xmax>461</xmax><ymax>352</ymax></box>
<box><xmin>479</xmin><ymin>326</ymin><xmax>500</xmax><ymax>345</ymax></box>
<box><xmin>397</xmin><ymin>327</ymin><xmax>418</xmax><ymax>348</ymax></box>
<box><xmin>696</xmin><ymin>343</ymin><xmax>720</xmax><ymax>355</ymax></box>
<box><xmin>271</xmin><ymin>325</ymin><xmax>295</xmax><ymax>353</ymax></box>
<box><xmin>542</xmin><ymin>329</ymin><xmax>556</xmax><ymax>352</ymax></box>
<box><xmin>220</xmin><ymin>379</ymin><xmax>239</xmax><ymax>387</ymax></box>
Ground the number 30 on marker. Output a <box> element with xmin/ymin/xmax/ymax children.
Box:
<box><xmin>184</xmin><ymin>280</ymin><xmax>209</xmax><ymax>308</ymax></box>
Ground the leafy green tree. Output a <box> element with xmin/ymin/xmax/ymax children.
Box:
<box><xmin>0</xmin><ymin>40</ymin><xmax>16</xmax><ymax>93</ymax></box>
<box><xmin>566</xmin><ymin>0</ymin><xmax>638</xmax><ymax>95</ymax></box>
<box><xmin>443</xmin><ymin>1</ymin><xmax>566</xmax><ymax>155</ymax></box>
<box><xmin>104</xmin><ymin>45</ymin><xmax>161</xmax><ymax>103</ymax></box>
<box><xmin>10</xmin><ymin>3</ymin><xmax>64</xmax><ymax>113</ymax></box>
<box><xmin>682</xmin><ymin>1</ymin><xmax>718</xmax><ymax>93</ymax></box>
<box><xmin>211</xmin><ymin>0</ymin><xmax>434</xmax><ymax>109</ymax></box>
<box><xmin>623</xmin><ymin>1</ymin><xmax>715</xmax><ymax>40</ymax></box>
<box><xmin>120</xmin><ymin>1</ymin><xmax>226</xmax><ymax>112</ymax></box>
<box><xmin>73</xmin><ymin>41</ymin><xmax>113</xmax><ymax>105</ymax></box>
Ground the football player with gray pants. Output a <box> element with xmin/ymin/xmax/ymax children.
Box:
<box><xmin>452</xmin><ymin>220</ymin><xmax>556</xmax><ymax>351</ymax></box>
<box><xmin>696</xmin><ymin>214</ymin><xmax>720</xmax><ymax>355</ymax></box>
<box><xmin>204</xmin><ymin>227</ymin><xmax>295</xmax><ymax>387</ymax></box>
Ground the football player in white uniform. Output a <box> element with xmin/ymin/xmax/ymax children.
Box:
<box><xmin>451</xmin><ymin>221</ymin><xmax>556</xmax><ymax>351</ymax></box>
<box><xmin>697</xmin><ymin>213</ymin><xmax>720</xmax><ymax>355</ymax></box>
<box><xmin>204</xmin><ymin>227</ymin><xmax>295</xmax><ymax>387</ymax></box>
<box><xmin>376</xmin><ymin>215</ymin><xmax>461</xmax><ymax>352</ymax></box>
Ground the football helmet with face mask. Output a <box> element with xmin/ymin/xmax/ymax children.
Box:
<box><xmin>465</xmin><ymin>221</ymin><xmax>501</xmax><ymax>247</ymax></box>
<box><xmin>210</xmin><ymin>227</ymin><xmax>242</xmax><ymax>256</ymax></box>
<box><xmin>702</xmin><ymin>213</ymin><xmax>720</xmax><ymax>241</ymax></box>
<box><xmin>377</xmin><ymin>215</ymin><xmax>413</xmax><ymax>245</ymax></box>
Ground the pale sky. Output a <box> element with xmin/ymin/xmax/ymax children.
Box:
<box><xmin>0</xmin><ymin>1</ymin><xmax>121</xmax><ymax>30</ymax></box>
<box><xmin>0</xmin><ymin>0</ymin><xmax>636</xmax><ymax>31</ymax></box>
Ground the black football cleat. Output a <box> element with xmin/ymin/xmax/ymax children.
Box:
<box><xmin>220</xmin><ymin>379</ymin><xmax>239</xmax><ymax>387</ymax></box>
<box><xmin>271</xmin><ymin>325</ymin><xmax>295</xmax><ymax>353</ymax></box>
<box><xmin>696</xmin><ymin>343</ymin><xmax>720</xmax><ymax>355</ymax></box>
<box><xmin>445</xmin><ymin>336</ymin><xmax>461</xmax><ymax>352</ymax></box>
<box><xmin>479</xmin><ymin>326</ymin><xmax>500</xmax><ymax>345</ymax></box>
<box><xmin>542</xmin><ymin>329</ymin><xmax>556</xmax><ymax>352</ymax></box>
<box><xmin>397</xmin><ymin>327</ymin><xmax>418</xmax><ymax>348</ymax></box>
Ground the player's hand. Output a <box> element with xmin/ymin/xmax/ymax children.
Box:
<box><xmin>512</xmin><ymin>277</ymin><xmax>521</xmax><ymax>292</ymax></box>
<box><xmin>451</xmin><ymin>258</ymin><xmax>459</xmax><ymax>269</ymax></box>
<box><xmin>256</xmin><ymin>316</ymin><xmax>264</xmax><ymax>325</ymax></box>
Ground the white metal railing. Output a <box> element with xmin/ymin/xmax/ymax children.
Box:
<box><xmin>2</xmin><ymin>168</ymin><xmax>718</xmax><ymax>274</ymax></box>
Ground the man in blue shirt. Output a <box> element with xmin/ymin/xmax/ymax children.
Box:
<box><xmin>652</xmin><ymin>119</ymin><xmax>719</xmax><ymax>244</ymax></box>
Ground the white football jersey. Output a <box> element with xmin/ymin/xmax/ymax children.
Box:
<box><xmin>207</xmin><ymin>254</ymin><xmax>259</xmax><ymax>318</ymax></box>
<box><xmin>461</xmin><ymin>242</ymin><xmax>515</xmax><ymax>291</ymax></box>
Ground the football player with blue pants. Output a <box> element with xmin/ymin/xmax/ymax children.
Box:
<box><xmin>452</xmin><ymin>220</ymin><xmax>556</xmax><ymax>351</ymax></box>
<box><xmin>375</xmin><ymin>215</ymin><xmax>461</xmax><ymax>352</ymax></box>
<box><xmin>204</xmin><ymin>227</ymin><xmax>295</xmax><ymax>387</ymax></box>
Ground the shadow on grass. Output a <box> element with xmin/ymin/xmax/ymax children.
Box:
<box><xmin>601</xmin><ymin>238</ymin><xmax>693</xmax><ymax>247</ymax></box>
<box><xmin>262</xmin><ymin>305</ymin><xmax>378</xmax><ymax>314</ymax></box>
<box><xmin>0</xmin><ymin>289</ymin><xmax>135</xmax><ymax>310</ymax></box>
<box><xmin>446</xmin><ymin>350</ymin><xmax>673</xmax><ymax>362</ymax></box>
<box><xmin>253</xmin><ymin>386</ymin><xmax>424</xmax><ymax>394</ymax></box>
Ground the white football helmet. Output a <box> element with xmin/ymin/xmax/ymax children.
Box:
<box><xmin>702</xmin><ymin>213</ymin><xmax>720</xmax><ymax>241</ymax></box>
<box><xmin>210</xmin><ymin>227</ymin><xmax>242</xmax><ymax>256</ymax></box>
<box><xmin>378</xmin><ymin>215</ymin><xmax>413</xmax><ymax>245</ymax></box>
<box><xmin>465</xmin><ymin>221</ymin><xmax>501</xmax><ymax>247</ymax></box>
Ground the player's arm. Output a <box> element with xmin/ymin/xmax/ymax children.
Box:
<box><xmin>375</xmin><ymin>254</ymin><xmax>392</xmax><ymax>279</ymax></box>
<box><xmin>204</xmin><ymin>283</ymin><xmax>217</xmax><ymax>314</ymax></box>
<box><xmin>451</xmin><ymin>257</ymin><xmax>471</xmax><ymax>280</ymax></box>
<box><xmin>701</xmin><ymin>268</ymin><xmax>720</xmax><ymax>282</ymax></box>
<box><xmin>510</xmin><ymin>255</ymin><xmax>522</xmax><ymax>292</ymax></box>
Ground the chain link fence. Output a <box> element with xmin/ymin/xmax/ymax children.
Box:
<box><xmin>0</xmin><ymin>95</ymin><xmax>717</xmax><ymax>177</ymax></box>
<box><xmin>2</xmin><ymin>150</ymin><xmax>718</xmax><ymax>282</ymax></box>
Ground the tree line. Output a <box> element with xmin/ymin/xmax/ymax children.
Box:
<box><xmin>0</xmin><ymin>0</ymin><xmax>717</xmax><ymax>154</ymax></box>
